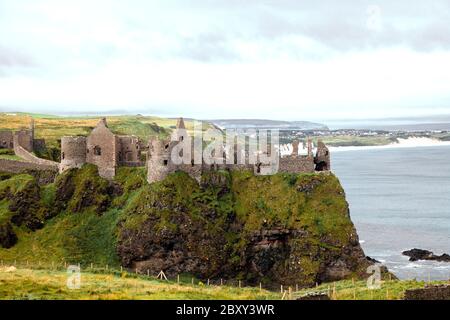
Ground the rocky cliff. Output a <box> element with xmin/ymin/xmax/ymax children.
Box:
<box><xmin>0</xmin><ymin>165</ymin><xmax>376</xmax><ymax>288</ymax></box>
<box><xmin>117</xmin><ymin>169</ymin><xmax>374</xmax><ymax>287</ymax></box>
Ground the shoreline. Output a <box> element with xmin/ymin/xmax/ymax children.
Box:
<box><xmin>329</xmin><ymin>137</ymin><xmax>450</xmax><ymax>152</ymax></box>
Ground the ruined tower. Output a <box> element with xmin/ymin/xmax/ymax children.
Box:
<box><xmin>86</xmin><ymin>118</ymin><xmax>118</xmax><ymax>179</ymax></box>
<box><xmin>147</xmin><ymin>138</ymin><xmax>171</xmax><ymax>183</ymax></box>
<box><xmin>314</xmin><ymin>140</ymin><xmax>331</xmax><ymax>171</ymax></box>
<box><xmin>60</xmin><ymin>136</ymin><xmax>87</xmax><ymax>173</ymax></box>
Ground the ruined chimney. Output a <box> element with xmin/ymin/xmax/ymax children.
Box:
<box><xmin>292</xmin><ymin>140</ymin><xmax>299</xmax><ymax>156</ymax></box>
<box><xmin>307</xmin><ymin>138</ymin><xmax>313</xmax><ymax>157</ymax></box>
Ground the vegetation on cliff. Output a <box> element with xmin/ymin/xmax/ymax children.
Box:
<box><xmin>0</xmin><ymin>165</ymin><xmax>374</xmax><ymax>289</ymax></box>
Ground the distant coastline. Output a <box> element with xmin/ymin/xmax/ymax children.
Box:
<box><xmin>329</xmin><ymin>137</ymin><xmax>450</xmax><ymax>152</ymax></box>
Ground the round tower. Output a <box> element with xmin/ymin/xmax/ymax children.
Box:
<box><xmin>60</xmin><ymin>136</ymin><xmax>87</xmax><ymax>173</ymax></box>
<box><xmin>147</xmin><ymin>138</ymin><xmax>171</xmax><ymax>183</ymax></box>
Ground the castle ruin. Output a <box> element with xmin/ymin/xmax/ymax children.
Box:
<box><xmin>0</xmin><ymin>118</ymin><xmax>41</xmax><ymax>152</ymax></box>
<box><xmin>147</xmin><ymin>118</ymin><xmax>331</xmax><ymax>183</ymax></box>
<box><xmin>60</xmin><ymin>118</ymin><xmax>143</xmax><ymax>179</ymax></box>
<box><xmin>2</xmin><ymin>116</ymin><xmax>330</xmax><ymax>182</ymax></box>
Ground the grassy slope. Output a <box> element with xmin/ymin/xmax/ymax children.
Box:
<box><xmin>295</xmin><ymin>278</ymin><xmax>449</xmax><ymax>300</ymax></box>
<box><xmin>0</xmin><ymin>267</ymin><xmax>278</xmax><ymax>300</ymax></box>
<box><xmin>0</xmin><ymin>267</ymin><xmax>446</xmax><ymax>300</ymax></box>
<box><xmin>0</xmin><ymin>112</ymin><xmax>210</xmax><ymax>144</ymax></box>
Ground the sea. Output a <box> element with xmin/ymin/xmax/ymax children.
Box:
<box><xmin>332</xmin><ymin>145</ymin><xmax>450</xmax><ymax>280</ymax></box>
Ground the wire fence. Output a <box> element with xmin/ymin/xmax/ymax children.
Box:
<box><xmin>1</xmin><ymin>259</ymin><xmax>447</xmax><ymax>300</ymax></box>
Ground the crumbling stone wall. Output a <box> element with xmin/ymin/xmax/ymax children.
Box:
<box><xmin>279</xmin><ymin>156</ymin><xmax>315</xmax><ymax>173</ymax></box>
<box><xmin>60</xmin><ymin>136</ymin><xmax>87</xmax><ymax>173</ymax></box>
<box><xmin>147</xmin><ymin>119</ymin><xmax>331</xmax><ymax>184</ymax></box>
<box><xmin>0</xmin><ymin>159</ymin><xmax>58</xmax><ymax>173</ymax></box>
<box><xmin>404</xmin><ymin>285</ymin><xmax>450</xmax><ymax>300</ymax></box>
<box><xmin>86</xmin><ymin>118</ymin><xmax>118</xmax><ymax>180</ymax></box>
<box><xmin>118</xmin><ymin>136</ymin><xmax>142</xmax><ymax>166</ymax></box>
<box><xmin>13</xmin><ymin>130</ymin><xmax>33</xmax><ymax>152</ymax></box>
<box><xmin>13</xmin><ymin>145</ymin><xmax>59</xmax><ymax>169</ymax></box>
<box><xmin>0</xmin><ymin>131</ymin><xmax>14</xmax><ymax>149</ymax></box>
<box><xmin>314</xmin><ymin>140</ymin><xmax>331</xmax><ymax>171</ymax></box>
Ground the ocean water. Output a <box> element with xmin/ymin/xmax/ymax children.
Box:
<box><xmin>332</xmin><ymin>145</ymin><xmax>450</xmax><ymax>280</ymax></box>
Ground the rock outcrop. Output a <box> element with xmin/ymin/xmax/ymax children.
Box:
<box><xmin>0</xmin><ymin>222</ymin><xmax>17</xmax><ymax>248</ymax></box>
<box><xmin>402</xmin><ymin>249</ymin><xmax>450</xmax><ymax>262</ymax></box>
<box><xmin>117</xmin><ymin>170</ymin><xmax>377</xmax><ymax>288</ymax></box>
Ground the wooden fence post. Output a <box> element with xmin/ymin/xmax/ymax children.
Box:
<box><xmin>259</xmin><ymin>282</ymin><xmax>262</xmax><ymax>292</ymax></box>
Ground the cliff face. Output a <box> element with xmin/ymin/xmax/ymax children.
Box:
<box><xmin>117</xmin><ymin>170</ymin><xmax>372</xmax><ymax>287</ymax></box>
<box><xmin>0</xmin><ymin>166</ymin><xmax>374</xmax><ymax>288</ymax></box>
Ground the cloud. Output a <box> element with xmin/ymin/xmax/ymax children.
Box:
<box><xmin>0</xmin><ymin>46</ymin><xmax>33</xmax><ymax>68</ymax></box>
<box><xmin>0</xmin><ymin>0</ymin><xmax>450</xmax><ymax>119</ymax></box>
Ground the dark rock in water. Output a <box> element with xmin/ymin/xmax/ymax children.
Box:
<box><xmin>0</xmin><ymin>222</ymin><xmax>18</xmax><ymax>248</ymax></box>
<box><xmin>402</xmin><ymin>248</ymin><xmax>450</xmax><ymax>262</ymax></box>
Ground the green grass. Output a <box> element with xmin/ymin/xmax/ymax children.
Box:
<box><xmin>0</xmin><ymin>267</ymin><xmax>447</xmax><ymax>300</ymax></box>
<box><xmin>0</xmin><ymin>149</ymin><xmax>23</xmax><ymax>161</ymax></box>
<box><xmin>295</xmin><ymin>278</ymin><xmax>450</xmax><ymax>300</ymax></box>
<box><xmin>0</xmin><ymin>267</ymin><xmax>279</xmax><ymax>300</ymax></box>
<box><xmin>0</xmin><ymin>113</ymin><xmax>213</xmax><ymax>146</ymax></box>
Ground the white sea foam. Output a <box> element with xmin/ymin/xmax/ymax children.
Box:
<box><xmin>330</xmin><ymin>137</ymin><xmax>450</xmax><ymax>152</ymax></box>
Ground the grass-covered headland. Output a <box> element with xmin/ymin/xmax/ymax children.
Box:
<box><xmin>2</xmin><ymin>163</ymin><xmax>445</xmax><ymax>300</ymax></box>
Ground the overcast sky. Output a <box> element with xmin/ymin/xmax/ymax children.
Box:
<box><xmin>1</xmin><ymin>0</ymin><xmax>450</xmax><ymax>121</ymax></box>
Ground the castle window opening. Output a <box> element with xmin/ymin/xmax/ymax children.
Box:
<box><xmin>163</xmin><ymin>160</ymin><xmax>168</xmax><ymax>166</ymax></box>
<box><xmin>165</xmin><ymin>144</ymin><xmax>169</xmax><ymax>150</ymax></box>
<box><xmin>94</xmin><ymin>146</ymin><xmax>102</xmax><ymax>156</ymax></box>
<box><xmin>61</xmin><ymin>152</ymin><xmax>65</xmax><ymax>160</ymax></box>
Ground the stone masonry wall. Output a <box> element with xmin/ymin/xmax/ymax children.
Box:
<box><xmin>86</xmin><ymin>119</ymin><xmax>117</xmax><ymax>180</ymax></box>
<box><xmin>0</xmin><ymin>131</ymin><xmax>14</xmax><ymax>149</ymax></box>
<box><xmin>279</xmin><ymin>156</ymin><xmax>315</xmax><ymax>173</ymax></box>
<box><xmin>0</xmin><ymin>159</ymin><xmax>58</xmax><ymax>173</ymax></box>
<box><xmin>60</xmin><ymin>136</ymin><xmax>87</xmax><ymax>173</ymax></box>
<box><xmin>13</xmin><ymin>145</ymin><xmax>59</xmax><ymax>169</ymax></box>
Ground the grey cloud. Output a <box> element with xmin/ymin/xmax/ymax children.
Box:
<box><xmin>173</xmin><ymin>33</ymin><xmax>240</xmax><ymax>62</ymax></box>
<box><xmin>0</xmin><ymin>46</ymin><xmax>32</xmax><ymax>66</ymax></box>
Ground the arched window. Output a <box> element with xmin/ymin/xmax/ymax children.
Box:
<box><xmin>94</xmin><ymin>146</ymin><xmax>102</xmax><ymax>156</ymax></box>
<box><xmin>61</xmin><ymin>152</ymin><xmax>65</xmax><ymax>160</ymax></box>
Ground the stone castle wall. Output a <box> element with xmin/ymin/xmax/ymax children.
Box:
<box><xmin>13</xmin><ymin>145</ymin><xmax>59</xmax><ymax>169</ymax></box>
<box><xmin>0</xmin><ymin>159</ymin><xmax>58</xmax><ymax>173</ymax></box>
<box><xmin>86</xmin><ymin>119</ymin><xmax>118</xmax><ymax>180</ymax></box>
<box><xmin>118</xmin><ymin>136</ymin><xmax>142</xmax><ymax>165</ymax></box>
<box><xmin>0</xmin><ymin>131</ymin><xmax>14</xmax><ymax>149</ymax></box>
<box><xmin>13</xmin><ymin>130</ymin><xmax>33</xmax><ymax>152</ymax></box>
<box><xmin>279</xmin><ymin>156</ymin><xmax>315</xmax><ymax>173</ymax></box>
<box><xmin>60</xmin><ymin>136</ymin><xmax>87</xmax><ymax>173</ymax></box>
